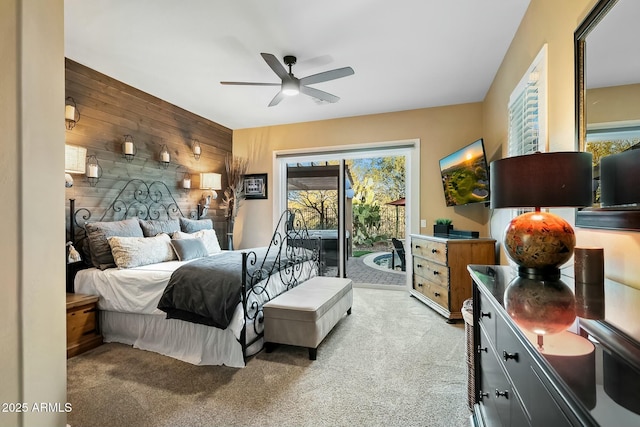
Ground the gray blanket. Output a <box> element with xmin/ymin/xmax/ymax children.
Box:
<box><xmin>157</xmin><ymin>248</ymin><xmax>280</xmax><ymax>329</ymax></box>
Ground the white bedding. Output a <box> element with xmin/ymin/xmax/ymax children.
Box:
<box><xmin>74</xmin><ymin>249</ymin><xmax>316</xmax><ymax>367</ymax></box>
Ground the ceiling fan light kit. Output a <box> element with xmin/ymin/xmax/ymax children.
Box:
<box><xmin>221</xmin><ymin>52</ymin><xmax>354</xmax><ymax>107</ymax></box>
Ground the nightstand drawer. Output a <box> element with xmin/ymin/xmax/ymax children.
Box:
<box><xmin>67</xmin><ymin>302</ymin><xmax>97</xmax><ymax>342</ymax></box>
<box><xmin>67</xmin><ymin>293</ymin><xmax>102</xmax><ymax>358</ymax></box>
<box><xmin>413</xmin><ymin>257</ymin><xmax>449</xmax><ymax>287</ymax></box>
<box><xmin>411</xmin><ymin>237</ymin><xmax>447</xmax><ymax>264</ymax></box>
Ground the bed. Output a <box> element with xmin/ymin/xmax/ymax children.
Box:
<box><xmin>69</xmin><ymin>179</ymin><xmax>320</xmax><ymax>367</ymax></box>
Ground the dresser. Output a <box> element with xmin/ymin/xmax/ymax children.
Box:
<box><xmin>66</xmin><ymin>293</ymin><xmax>103</xmax><ymax>358</ymax></box>
<box><xmin>410</xmin><ymin>234</ymin><xmax>495</xmax><ymax>322</ymax></box>
<box><xmin>469</xmin><ymin>265</ymin><xmax>640</xmax><ymax>427</ymax></box>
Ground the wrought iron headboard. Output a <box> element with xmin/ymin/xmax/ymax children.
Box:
<box><xmin>69</xmin><ymin>179</ymin><xmax>192</xmax><ymax>245</ymax></box>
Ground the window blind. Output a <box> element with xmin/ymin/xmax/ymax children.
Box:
<box><xmin>507</xmin><ymin>45</ymin><xmax>547</xmax><ymax>216</ymax></box>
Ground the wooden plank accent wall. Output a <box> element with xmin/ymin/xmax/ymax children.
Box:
<box><xmin>64</xmin><ymin>58</ymin><xmax>232</xmax><ymax>245</ymax></box>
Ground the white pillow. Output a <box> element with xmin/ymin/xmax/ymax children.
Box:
<box><xmin>108</xmin><ymin>233</ymin><xmax>176</xmax><ymax>269</ymax></box>
<box><xmin>172</xmin><ymin>229</ymin><xmax>222</xmax><ymax>256</ymax></box>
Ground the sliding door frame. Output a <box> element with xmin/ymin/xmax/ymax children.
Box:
<box><xmin>273</xmin><ymin>139</ymin><xmax>420</xmax><ymax>286</ymax></box>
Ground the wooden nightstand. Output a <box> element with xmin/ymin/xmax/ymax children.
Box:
<box><xmin>66</xmin><ymin>293</ymin><xmax>102</xmax><ymax>358</ymax></box>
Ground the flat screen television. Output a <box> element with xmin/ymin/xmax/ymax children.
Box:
<box><xmin>439</xmin><ymin>138</ymin><xmax>490</xmax><ymax>207</ymax></box>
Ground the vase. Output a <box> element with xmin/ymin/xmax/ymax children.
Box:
<box><xmin>433</xmin><ymin>224</ymin><xmax>452</xmax><ymax>236</ymax></box>
<box><xmin>227</xmin><ymin>220</ymin><xmax>234</xmax><ymax>250</ymax></box>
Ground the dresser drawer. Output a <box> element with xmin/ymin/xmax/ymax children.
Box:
<box><xmin>477</xmin><ymin>291</ymin><xmax>497</xmax><ymax>346</ymax></box>
<box><xmin>496</xmin><ymin>314</ymin><xmax>532</xmax><ymax>396</ymax></box>
<box><xmin>413</xmin><ymin>276</ymin><xmax>449</xmax><ymax>308</ymax></box>
<box><xmin>413</xmin><ymin>257</ymin><xmax>449</xmax><ymax>287</ymax></box>
<box><xmin>411</xmin><ymin>237</ymin><xmax>447</xmax><ymax>264</ymax></box>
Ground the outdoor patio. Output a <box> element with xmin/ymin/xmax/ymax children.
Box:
<box><xmin>323</xmin><ymin>251</ymin><xmax>407</xmax><ymax>287</ymax></box>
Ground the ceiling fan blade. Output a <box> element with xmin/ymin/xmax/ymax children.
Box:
<box><xmin>300</xmin><ymin>67</ymin><xmax>354</xmax><ymax>86</ymax></box>
<box><xmin>300</xmin><ymin>86</ymin><xmax>340</xmax><ymax>103</ymax></box>
<box><xmin>268</xmin><ymin>91</ymin><xmax>286</xmax><ymax>107</ymax></box>
<box><xmin>261</xmin><ymin>53</ymin><xmax>290</xmax><ymax>81</ymax></box>
<box><xmin>220</xmin><ymin>81</ymin><xmax>280</xmax><ymax>86</ymax></box>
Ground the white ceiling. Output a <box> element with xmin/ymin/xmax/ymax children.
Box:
<box><xmin>64</xmin><ymin>0</ymin><xmax>530</xmax><ymax>130</ymax></box>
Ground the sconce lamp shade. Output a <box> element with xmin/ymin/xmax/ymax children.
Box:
<box><xmin>65</xmin><ymin>97</ymin><xmax>80</xmax><ymax>130</ymax></box>
<box><xmin>122</xmin><ymin>135</ymin><xmax>136</xmax><ymax>162</ymax></box>
<box><xmin>65</xmin><ymin>144</ymin><xmax>87</xmax><ymax>174</ymax></box>
<box><xmin>159</xmin><ymin>145</ymin><xmax>170</xmax><ymax>168</ymax></box>
<box><xmin>490</xmin><ymin>152</ymin><xmax>593</xmax><ymax>277</ymax></box>
<box><xmin>200</xmin><ymin>173</ymin><xmax>222</xmax><ymax>190</ymax></box>
<box><xmin>600</xmin><ymin>147</ymin><xmax>640</xmax><ymax>207</ymax></box>
<box><xmin>182</xmin><ymin>173</ymin><xmax>191</xmax><ymax>191</ymax></box>
<box><xmin>192</xmin><ymin>139</ymin><xmax>202</xmax><ymax>160</ymax></box>
<box><xmin>85</xmin><ymin>154</ymin><xmax>102</xmax><ymax>187</ymax></box>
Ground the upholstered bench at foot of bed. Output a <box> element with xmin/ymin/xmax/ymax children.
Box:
<box><xmin>263</xmin><ymin>276</ymin><xmax>353</xmax><ymax>360</ymax></box>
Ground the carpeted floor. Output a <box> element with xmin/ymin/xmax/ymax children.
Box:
<box><xmin>67</xmin><ymin>287</ymin><xmax>470</xmax><ymax>427</ymax></box>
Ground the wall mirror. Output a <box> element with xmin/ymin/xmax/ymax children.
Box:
<box><xmin>575</xmin><ymin>0</ymin><xmax>640</xmax><ymax>231</ymax></box>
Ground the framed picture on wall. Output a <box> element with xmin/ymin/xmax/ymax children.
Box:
<box><xmin>243</xmin><ymin>173</ymin><xmax>268</xmax><ymax>200</ymax></box>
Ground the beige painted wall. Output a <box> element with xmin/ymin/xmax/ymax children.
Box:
<box><xmin>1</xmin><ymin>1</ymin><xmax>67</xmax><ymax>427</ymax></box>
<box><xmin>233</xmin><ymin>103</ymin><xmax>486</xmax><ymax>248</ymax></box>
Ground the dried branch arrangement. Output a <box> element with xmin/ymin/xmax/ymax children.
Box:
<box><xmin>219</xmin><ymin>155</ymin><xmax>248</xmax><ymax>224</ymax></box>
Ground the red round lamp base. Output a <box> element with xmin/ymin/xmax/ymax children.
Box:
<box><xmin>504</xmin><ymin>211</ymin><xmax>576</xmax><ymax>270</ymax></box>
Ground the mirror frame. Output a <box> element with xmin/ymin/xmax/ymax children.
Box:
<box><xmin>575</xmin><ymin>0</ymin><xmax>640</xmax><ymax>231</ymax></box>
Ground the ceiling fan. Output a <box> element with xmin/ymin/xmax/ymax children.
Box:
<box><xmin>221</xmin><ymin>53</ymin><xmax>354</xmax><ymax>107</ymax></box>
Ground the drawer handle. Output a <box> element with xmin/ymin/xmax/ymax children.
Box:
<box><xmin>431</xmin><ymin>248</ymin><xmax>438</xmax><ymax>254</ymax></box>
<box><xmin>479</xmin><ymin>390</ymin><xmax>489</xmax><ymax>400</ymax></box>
<box><xmin>502</xmin><ymin>350</ymin><xmax>519</xmax><ymax>362</ymax></box>
<box><xmin>477</xmin><ymin>346</ymin><xmax>488</xmax><ymax>354</ymax></box>
<box><xmin>417</xmin><ymin>283</ymin><xmax>423</xmax><ymax>288</ymax></box>
<box><xmin>480</xmin><ymin>311</ymin><xmax>491</xmax><ymax>319</ymax></box>
<box><xmin>416</xmin><ymin>264</ymin><xmax>422</xmax><ymax>268</ymax></box>
<box><xmin>415</xmin><ymin>245</ymin><xmax>421</xmax><ymax>249</ymax></box>
<box><xmin>432</xmin><ymin>271</ymin><xmax>440</xmax><ymax>276</ymax></box>
<box><xmin>495</xmin><ymin>389</ymin><xmax>509</xmax><ymax>399</ymax></box>
<box><xmin>434</xmin><ymin>292</ymin><xmax>441</xmax><ymax>297</ymax></box>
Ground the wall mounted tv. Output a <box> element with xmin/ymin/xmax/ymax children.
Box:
<box><xmin>439</xmin><ymin>138</ymin><xmax>490</xmax><ymax>207</ymax></box>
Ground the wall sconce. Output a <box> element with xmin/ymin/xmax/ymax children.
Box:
<box><xmin>65</xmin><ymin>97</ymin><xmax>80</xmax><ymax>130</ymax></box>
<box><xmin>192</xmin><ymin>139</ymin><xmax>202</xmax><ymax>160</ymax></box>
<box><xmin>85</xmin><ymin>155</ymin><xmax>102</xmax><ymax>187</ymax></box>
<box><xmin>64</xmin><ymin>144</ymin><xmax>87</xmax><ymax>188</ymax></box>
<box><xmin>122</xmin><ymin>135</ymin><xmax>137</xmax><ymax>163</ymax></box>
<box><xmin>182</xmin><ymin>172</ymin><xmax>192</xmax><ymax>193</ymax></box>
<box><xmin>197</xmin><ymin>172</ymin><xmax>222</xmax><ymax>218</ymax></box>
<box><xmin>159</xmin><ymin>145</ymin><xmax>171</xmax><ymax>168</ymax></box>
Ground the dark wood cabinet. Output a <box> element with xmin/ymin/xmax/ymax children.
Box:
<box><xmin>469</xmin><ymin>265</ymin><xmax>640</xmax><ymax>427</ymax></box>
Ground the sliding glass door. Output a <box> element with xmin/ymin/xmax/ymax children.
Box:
<box><xmin>286</xmin><ymin>160</ymin><xmax>347</xmax><ymax>277</ymax></box>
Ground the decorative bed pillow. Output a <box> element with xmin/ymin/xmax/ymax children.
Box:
<box><xmin>108</xmin><ymin>233</ymin><xmax>176</xmax><ymax>269</ymax></box>
<box><xmin>139</xmin><ymin>218</ymin><xmax>180</xmax><ymax>237</ymax></box>
<box><xmin>170</xmin><ymin>238</ymin><xmax>209</xmax><ymax>261</ymax></box>
<box><xmin>172</xmin><ymin>229</ymin><xmax>222</xmax><ymax>255</ymax></box>
<box><xmin>196</xmin><ymin>229</ymin><xmax>222</xmax><ymax>255</ymax></box>
<box><xmin>85</xmin><ymin>218</ymin><xmax>144</xmax><ymax>270</ymax></box>
<box><xmin>179</xmin><ymin>217</ymin><xmax>213</xmax><ymax>233</ymax></box>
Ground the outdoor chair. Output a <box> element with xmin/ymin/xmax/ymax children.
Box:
<box><xmin>391</xmin><ymin>238</ymin><xmax>406</xmax><ymax>271</ymax></box>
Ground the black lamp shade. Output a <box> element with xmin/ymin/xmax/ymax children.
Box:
<box><xmin>600</xmin><ymin>148</ymin><xmax>640</xmax><ymax>207</ymax></box>
<box><xmin>490</xmin><ymin>152</ymin><xmax>593</xmax><ymax>209</ymax></box>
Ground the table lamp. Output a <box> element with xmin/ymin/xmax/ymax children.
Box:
<box><xmin>490</xmin><ymin>151</ymin><xmax>593</xmax><ymax>279</ymax></box>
